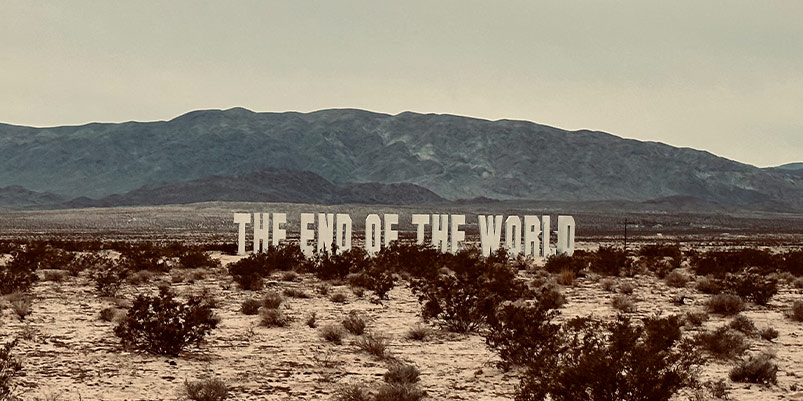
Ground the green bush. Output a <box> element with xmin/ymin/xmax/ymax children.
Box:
<box><xmin>114</xmin><ymin>287</ymin><xmax>219</xmax><ymax>356</ymax></box>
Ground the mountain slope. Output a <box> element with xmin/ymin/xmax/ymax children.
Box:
<box><xmin>0</xmin><ymin>186</ymin><xmax>68</xmax><ymax>208</ymax></box>
<box><xmin>2</xmin><ymin>108</ymin><xmax>802</xmax><ymax>210</ymax></box>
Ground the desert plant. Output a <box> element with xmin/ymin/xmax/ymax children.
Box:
<box><xmin>707</xmin><ymin>293</ymin><xmax>745</xmax><ymax>315</ymax></box>
<box><xmin>599</xmin><ymin>278</ymin><xmax>616</xmax><ymax>292</ymax></box>
<box><xmin>177</xmin><ymin>249</ymin><xmax>221</xmax><ymax>270</ymax></box>
<box><xmin>0</xmin><ymin>340</ymin><xmax>22</xmax><ymax>400</ymax></box>
<box><xmin>384</xmin><ymin>362</ymin><xmax>420</xmax><ymax>384</ymax></box>
<box><xmin>664</xmin><ymin>270</ymin><xmax>689</xmax><ymax>288</ymax></box>
<box><xmin>306</xmin><ymin>312</ymin><xmax>318</xmax><ymax>328</ymax></box>
<box><xmin>282</xmin><ymin>288</ymin><xmax>310</xmax><ymax>299</ymax></box>
<box><xmin>723</xmin><ymin>270</ymin><xmax>778</xmax><ymax>305</ymax></box>
<box><xmin>99</xmin><ymin>306</ymin><xmax>124</xmax><ymax>322</ymax></box>
<box><xmin>312</xmin><ymin>246</ymin><xmax>372</xmax><ymax>280</ymax></box>
<box><xmin>184</xmin><ymin>377</ymin><xmax>228</xmax><ymax>401</ymax></box>
<box><xmin>404</xmin><ymin>325</ymin><xmax>430</xmax><ymax>341</ymax></box>
<box><xmin>348</xmin><ymin>264</ymin><xmax>396</xmax><ymax>299</ymax></box>
<box><xmin>280</xmin><ymin>271</ymin><xmax>299</xmax><ymax>282</ymax></box>
<box><xmin>787</xmin><ymin>300</ymin><xmax>803</xmax><ymax>322</ymax></box>
<box><xmin>695</xmin><ymin>276</ymin><xmax>723</xmax><ymax>294</ymax></box>
<box><xmin>261</xmin><ymin>291</ymin><xmax>284</xmax><ymax>309</ymax></box>
<box><xmin>354</xmin><ymin>334</ymin><xmax>388</xmax><ymax>359</ymax></box>
<box><xmin>728</xmin><ymin>315</ymin><xmax>756</xmax><ymax>336</ymax></box>
<box><xmin>729</xmin><ymin>352</ymin><xmax>778</xmax><ymax>385</ymax></box>
<box><xmin>259</xmin><ymin>308</ymin><xmax>291</xmax><ymax>328</ymax></box>
<box><xmin>333</xmin><ymin>383</ymin><xmax>371</xmax><ymax>401</ymax></box>
<box><xmin>485</xmin><ymin>300</ymin><xmax>561</xmax><ymax>370</ymax></box>
<box><xmin>617</xmin><ymin>282</ymin><xmax>635</xmax><ymax>295</ymax></box>
<box><xmin>555</xmin><ymin>269</ymin><xmax>575</xmax><ymax>286</ymax></box>
<box><xmin>374</xmin><ymin>383</ymin><xmax>426</xmax><ymax>401</ymax></box>
<box><xmin>43</xmin><ymin>270</ymin><xmax>67</xmax><ymax>282</ymax></box>
<box><xmin>329</xmin><ymin>292</ymin><xmax>348</xmax><ymax>303</ymax></box>
<box><xmin>694</xmin><ymin>326</ymin><xmax>749</xmax><ymax>359</ymax></box>
<box><xmin>127</xmin><ymin>270</ymin><xmax>155</xmax><ymax>285</ymax></box>
<box><xmin>1</xmin><ymin>249</ymin><xmax>40</xmax><ymax>294</ymax></box>
<box><xmin>342</xmin><ymin>311</ymin><xmax>367</xmax><ymax>335</ymax></box>
<box><xmin>533</xmin><ymin>281</ymin><xmax>566</xmax><ymax>310</ymax></box>
<box><xmin>91</xmin><ymin>259</ymin><xmax>129</xmax><ymax>297</ymax></box>
<box><xmin>240</xmin><ymin>299</ymin><xmax>261</xmax><ymax>315</ymax></box>
<box><xmin>10</xmin><ymin>297</ymin><xmax>32</xmax><ymax>321</ymax></box>
<box><xmin>544</xmin><ymin>252</ymin><xmax>588</xmax><ymax>274</ymax></box>
<box><xmin>351</xmin><ymin>286</ymin><xmax>365</xmax><ymax>298</ymax></box>
<box><xmin>114</xmin><ymin>286</ymin><xmax>219</xmax><ymax>356</ymax></box>
<box><xmin>684</xmin><ymin>311</ymin><xmax>709</xmax><ymax>327</ymax></box>
<box><xmin>611</xmin><ymin>294</ymin><xmax>636</xmax><ymax>313</ymax></box>
<box><xmin>590</xmin><ymin>246</ymin><xmax>627</xmax><ymax>276</ymax></box>
<box><xmin>759</xmin><ymin>327</ymin><xmax>779</xmax><ymax>341</ymax></box>
<box><xmin>320</xmin><ymin>324</ymin><xmax>345</xmax><ymax>344</ymax></box>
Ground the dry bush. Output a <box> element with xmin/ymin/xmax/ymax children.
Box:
<box><xmin>261</xmin><ymin>291</ymin><xmax>284</xmax><ymax>309</ymax></box>
<box><xmin>351</xmin><ymin>286</ymin><xmax>365</xmax><ymax>298</ymax></box>
<box><xmin>695</xmin><ymin>276</ymin><xmax>723</xmax><ymax>294</ymax></box>
<box><xmin>280</xmin><ymin>271</ymin><xmax>299</xmax><ymax>282</ymax></box>
<box><xmin>374</xmin><ymin>383</ymin><xmax>426</xmax><ymax>401</ymax></box>
<box><xmin>184</xmin><ymin>377</ymin><xmax>228</xmax><ymax>401</ymax></box>
<box><xmin>787</xmin><ymin>300</ymin><xmax>803</xmax><ymax>322</ymax></box>
<box><xmin>306</xmin><ymin>312</ymin><xmax>318</xmax><ymax>328</ymax></box>
<box><xmin>664</xmin><ymin>270</ymin><xmax>689</xmax><ymax>288</ymax></box>
<box><xmin>240</xmin><ymin>299</ymin><xmax>261</xmax><ymax>315</ymax></box>
<box><xmin>43</xmin><ymin>270</ymin><xmax>67</xmax><ymax>282</ymax></box>
<box><xmin>404</xmin><ymin>325</ymin><xmax>430</xmax><ymax>341</ymax></box>
<box><xmin>611</xmin><ymin>295</ymin><xmax>636</xmax><ymax>313</ymax></box>
<box><xmin>177</xmin><ymin>249</ymin><xmax>221</xmax><ymax>270</ymax></box>
<box><xmin>694</xmin><ymin>326</ymin><xmax>749</xmax><ymax>359</ymax></box>
<box><xmin>384</xmin><ymin>362</ymin><xmax>420</xmax><ymax>384</ymax></box>
<box><xmin>684</xmin><ymin>311</ymin><xmax>709</xmax><ymax>327</ymax></box>
<box><xmin>729</xmin><ymin>352</ymin><xmax>778</xmax><ymax>385</ymax></box>
<box><xmin>617</xmin><ymin>282</ymin><xmax>635</xmax><ymax>295</ymax></box>
<box><xmin>333</xmin><ymin>383</ymin><xmax>371</xmax><ymax>401</ymax></box>
<box><xmin>10</xmin><ymin>297</ymin><xmax>32</xmax><ymax>321</ymax></box>
<box><xmin>342</xmin><ymin>311</ymin><xmax>367</xmax><ymax>335</ymax></box>
<box><xmin>599</xmin><ymin>278</ymin><xmax>616</xmax><ymax>292</ymax></box>
<box><xmin>724</xmin><ymin>271</ymin><xmax>778</xmax><ymax>306</ymax></box>
<box><xmin>99</xmin><ymin>306</ymin><xmax>125</xmax><ymax>322</ymax></box>
<box><xmin>329</xmin><ymin>292</ymin><xmax>348</xmax><ymax>303</ymax></box>
<box><xmin>91</xmin><ymin>259</ymin><xmax>129</xmax><ymax>297</ymax></box>
<box><xmin>315</xmin><ymin>284</ymin><xmax>331</xmax><ymax>296</ymax></box>
<box><xmin>759</xmin><ymin>327</ymin><xmax>779</xmax><ymax>342</ymax></box>
<box><xmin>555</xmin><ymin>269</ymin><xmax>576</xmax><ymax>286</ymax></box>
<box><xmin>114</xmin><ymin>287</ymin><xmax>219</xmax><ymax>356</ymax></box>
<box><xmin>728</xmin><ymin>314</ymin><xmax>756</xmax><ymax>336</ymax></box>
<box><xmin>320</xmin><ymin>324</ymin><xmax>345</xmax><ymax>344</ymax></box>
<box><xmin>707</xmin><ymin>293</ymin><xmax>745</xmax><ymax>315</ymax></box>
<box><xmin>259</xmin><ymin>308</ymin><xmax>291</xmax><ymax>328</ymax></box>
<box><xmin>227</xmin><ymin>244</ymin><xmax>307</xmax><ymax>290</ymax></box>
<box><xmin>282</xmin><ymin>288</ymin><xmax>310</xmax><ymax>299</ymax></box>
<box><xmin>354</xmin><ymin>334</ymin><xmax>389</xmax><ymax>359</ymax></box>
<box><xmin>794</xmin><ymin>277</ymin><xmax>803</xmax><ymax>289</ymax></box>
<box><xmin>0</xmin><ymin>340</ymin><xmax>22</xmax><ymax>400</ymax></box>
<box><xmin>127</xmin><ymin>270</ymin><xmax>155</xmax><ymax>285</ymax></box>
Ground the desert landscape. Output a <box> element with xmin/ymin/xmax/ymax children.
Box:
<box><xmin>1</xmin><ymin>203</ymin><xmax>802</xmax><ymax>401</ymax></box>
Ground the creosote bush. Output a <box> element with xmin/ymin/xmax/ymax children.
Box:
<box><xmin>664</xmin><ymin>270</ymin><xmax>689</xmax><ymax>288</ymax></box>
<box><xmin>354</xmin><ymin>334</ymin><xmax>388</xmax><ymax>359</ymax></box>
<box><xmin>728</xmin><ymin>314</ymin><xmax>756</xmax><ymax>336</ymax></box>
<box><xmin>261</xmin><ymin>291</ymin><xmax>283</xmax><ymax>309</ymax></box>
<box><xmin>729</xmin><ymin>352</ymin><xmax>778</xmax><ymax>385</ymax></box>
<box><xmin>759</xmin><ymin>327</ymin><xmax>779</xmax><ymax>341</ymax></box>
<box><xmin>184</xmin><ymin>377</ymin><xmax>229</xmax><ymax>401</ymax></box>
<box><xmin>90</xmin><ymin>258</ymin><xmax>129</xmax><ymax>297</ymax></box>
<box><xmin>707</xmin><ymin>293</ymin><xmax>745</xmax><ymax>315</ymax></box>
<box><xmin>114</xmin><ymin>286</ymin><xmax>219</xmax><ymax>356</ymax></box>
<box><xmin>695</xmin><ymin>276</ymin><xmax>723</xmax><ymax>295</ymax></box>
<box><xmin>787</xmin><ymin>300</ymin><xmax>803</xmax><ymax>322</ymax></box>
<box><xmin>241</xmin><ymin>299</ymin><xmax>261</xmax><ymax>315</ymax></box>
<box><xmin>227</xmin><ymin>244</ymin><xmax>307</xmax><ymax>290</ymax></box>
<box><xmin>694</xmin><ymin>326</ymin><xmax>749</xmax><ymax>359</ymax></box>
<box><xmin>1</xmin><ymin>340</ymin><xmax>22</xmax><ymax>400</ymax></box>
<box><xmin>259</xmin><ymin>308</ymin><xmax>291</xmax><ymax>328</ymax></box>
<box><xmin>611</xmin><ymin>294</ymin><xmax>636</xmax><ymax>313</ymax></box>
<box><xmin>342</xmin><ymin>311</ymin><xmax>367</xmax><ymax>335</ymax></box>
<box><xmin>320</xmin><ymin>324</ymin><xmax>345</xmax><ymax>344</ymax></box>
<box><xmin>724</xmin><ymin>270</ymin><xmax>778</xmax><ymax>306</ymax></box>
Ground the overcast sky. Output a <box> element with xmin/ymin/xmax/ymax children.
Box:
<box><xmin>2</xmin><ymin>1</ymin><xmax>801</xmax><ymax>167</ymax></box>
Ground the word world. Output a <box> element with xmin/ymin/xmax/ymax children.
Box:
<box><xmin>234</xmin><ymin>212</ymin><xmax>575</xmax><ymax>258</ymax></box>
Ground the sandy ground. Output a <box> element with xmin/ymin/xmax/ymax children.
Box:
<box><xmin>1</xmin><ymin>251</ymin><xmax>802</xmax><ymax>401</ymax></box>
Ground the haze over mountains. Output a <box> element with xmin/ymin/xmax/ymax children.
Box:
<box><xmin>1</xmin><ymin>108</ymin><xmax>802</xmax><ymax>211</ymax></box>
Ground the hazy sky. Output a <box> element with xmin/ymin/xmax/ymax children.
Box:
<box><xmin>3</xmin><ymin>1</ymin><xmax>802</xmax><ymax>167</ymax></box>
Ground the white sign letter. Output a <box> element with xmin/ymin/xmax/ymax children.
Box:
<box><xmin>300</xmin><ymin>213</ymin><xmax>315</xmax><ymax>258</ymax></box>
<box><xmin>365</xmin><ymin>214</ymin><xmax>382</xmax><ymax>255</ymax></box>
<box><xmin>450</xmin><ymin>214</ymin><xmax>465</xmax><ymax>254</ymax></box>
<box><xmin>384</xmin><ymin>214</ymin><xmax>399</xmax><ymax>248</ymax></box>
<box><xmin>478</xmin><ymin>215</ymin><xmax>503</xmax><ymax>257</ymax></box>
<box><xmin>272</xmin><ymin>213</ymin><xmax>287</xmax><ymax>246</ymax></box>
<box><xmin>234</xmin><ymin>213</ymin><xmax>250</xmax><ymax>255</ymax></box>
<box><xmin>524</xmin><ymin>215</ymin><xmax>541</xmax><ymax>257</ymax></box>
<box><xmin>557</xmin><ymin>215</ymin><xmax>576</xmax><ymax>256</ymax></box>
<box><xmin>411</xmin><ymin>214</ymin><xmax>429</xmax><ymax>245</ymax></box>
<box><xmin>336</xmin><ymin>213</ymin><xmax>352</xmax><ymax>252</ymax></box>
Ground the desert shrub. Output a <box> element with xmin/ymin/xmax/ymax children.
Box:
<box><xmin>329</xmin><ymin>292</ymin><xmax>348</xmax><ymax>303</ymax></box>
<box><xmin>114</xmin><ymin>286</ymin><xmax>219</xmax><ymax>356</ymax></box>
<box><xmin>664</xmin><ymin>270</ymin><xmax>689</xmax><ymax>288</ymax></box>
<box><xmin>342</xmin><ymin>311</ymin><xmax>367</xmax><ymax>335</ymax></box>
<box><xmin>351</xmin><ymin>286</ymin><xmax>365</xmax><ymax>298</ymax></box>
<box><xmin>354</xmin><ymin>334</ymin><xmax>388</xmax><ymax>359</ymax></box>
<box><xmin>315</xmin><ymin>283</ymin><xmax>330</xmax><ymax>296</ymax></box>
<box><xmin>589</xmin><ymin>246</ymin><xmax>627</xmax><ymax>276</ymax></box>
<box><xmin>240</xmin><ymin>299</ymin><xmax>261</xmax><ymax>315</ymax></box>
<box><xmin>695</xmin><ymin>276</ymin><xmax>723</xmax><ymax>294</ymax></box>
<box><xmin>485</xmin><ymin>300</ymin><xmax>561</xmax><ymax>370</ymax></box>
<box><xmin>333</xmin><ymin>384</ymin><xmax>371</xmax><ymax>401</ymax></box>
<box><xmin>729</xmin><ymin>352</ymin><xmax>778</xmax><ymax>385</ymax></box>
<box><xmin>599</xmin><ymin>278</ymin><xmax>616</xmax><ymax>292</ymax></box>
<box><xmin>261</xmin><ymin>291</ymin><xmax>283</xmax><ymax>309</ymax></box>
<box><xmin>611</xmin><ymin>294</ymin><xmax>636</xmax><ymax>313</ymax></box>
<box><xmin>228</xmin><ymin>244</ymin><xmax>307</xmax><ymax>289</ymax></box>
<box><xmin>533</xmin><ymin>281</ymin><xmax>566</xmax><ymax>309</ymax></box>
<box><xmin>728</xmin><ymin>315</ymin><xmax>756</xmax><ymax>336</ymax></box>
<box><xmin>42</xmin><ymin>270</ymin><xmax>67</xmax><ymax>282</ymax></box>
<box><xmin>100</xmin><ymin>306</ymin><xmax>124</xmax><ymax>322</ymax></box>
<box><xmin>280</xmin><ymin>271</ymin><xmax>298</xmax><ymax>282</ymax></box>
<box><xmin>544</xmin><ymin>253</ymin><xmax>588</xmax><ymax>274</ymax></box>
<box><xmin>320</xmin><ymin>324</ymin><xmax>345</xmax><ymax>344</ymax></box>
<box><xmin>723</xmin><ymin>270</ymin><xmax>778</xmax><ymax>305</ymax></box>
<box><xmin>781</xmin><ymin>249</ymin><xmax>803</xmax><ymax>276</ymax></box>
<box><xmin>384</xmin><ymin>362</ymin><xmax>420</xmax><ymax>384</ymax></box>
<box><xmin>65</xmin><ymin>252</ymin><xmax>108</xmax><ymax>277</ymax></box>
<box><xmin>312</xmin><ymin>246</ymin><xmax>372</xmax><ymax>281</ymax></box>
<box><xmin>0</xmin><ymin>340</ymin><xmax>22</xmax><ymax>400</ymax></box>
<box><xmin>1</xmin><ymin>248</ymin><xmax>42</xmax><ymax>294</ymax></box>
<box><xmin>617</xmin><ymin>282</ymin><xmax>635</xmax><ymax>295</ymax></box>
<box><xmin>692</xmin><ymin>248</ymin><xmax>780</xmax><ymax>277</ymax></box>
<box><xmin>184</xmin><ymin>377</ymin><xmax>228</xmax><ymax>401</ymax></box>
<box><xmin>116</xmin><ymin>242</ymin><xmax>170</xmax><ymax>272</ymax></box>
<box><xmin>10</xmin><ymin>297</ymin><xmax>32</xmax><ymax>320</ymax></box>
<box><xmin>404</xmin><ymin>325</ymin><xmax>430</xmax><ymax>341</ymax></box>
<box><xmin>374</xmin><ymin>383</ymin><xmax>426</xmax><ymax>401</ymax></box>
<box><xmin>373</xmin><ymin>242</ymin><xmax>441</xmax><ymax>280</ymax></box>
<box><xmin>787</xmin><ymin>300</ymin><xmax>803</xmax><ymax>322</ymax></box>
<box><xmin>91</xmin><ymin>259</ymin><xmax>129</xmax><ymax>297</ymax></box>
<box><xmin>516</xmin><ymin>315</ymin><xmax>700</xmax><ymax>401</ymax></box>
<box><xmin>348</xmin><ymin>265</ymin><xmax>396</xmax><ymax>299</ymax></box>
<box><xmin>694</xmin><ymin>326</ymin><xmax>749</xmax><ymax>359</ymax></box>
<box><xmin>177</xmin><ymin>249</ymin><xmax>220</xmax><ymax>270</ymax></box>
<box><xmin>305</xmin><ymin>312</ymin><xmax>317</xmax><ymax>328</ymax></box>
<box><xmin>282</xmin><ymin>288</ymin><xmax>309</xmax><ymax>299</ymax></box>
<box><xmin>259</xmin><ymin>308</ymin><xmax>291</xmax><ymax>328</ymax></box>
<box><xmin>759</xmin><ymin>327</ymin><xmax>779</xmax><ymax>341</ymax></box>
<box><xmin>127</xmin><ymin>270</ymin><xmax>155</xmax><ymax>285</ymax></box>
<box><xmin>555</xmin><ymin>269</ymin><xmax>575</xmax><ymax>286</ymax></box>
<box><xmin>707</xmin><ymin>293</ymin><xmax>744</xmax><ymax>315</ymax></box>
<box><xmin>684</xmin><ymin>311</ymin><xmax>709</xmax><ymax>327</ymax></box>
<box><xmin>411</xmin><ymin>248</ymin><xmax>532</xmax><ymax>332</ymax></box>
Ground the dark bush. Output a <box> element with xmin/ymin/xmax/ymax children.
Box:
<box><xmin>259</xmin><ymin>308</ymin><xmax>291</xmax><ymax>327</ymax></box>
<box><xmin>664</xmin><ymin>270</ymin><xmax>689</xmax><ymax>288</ymax></box>
<box><xmin>692</xmin><ymin>248</ymin><xmax>780</xmax><ymax>277</ymax></box>
<box><xmin>788</xmin><ymin>300</ymin><xmax>803</xmax><ymax>322</ymax></box>
<box><xmin>515</xmin><ymin>315</ymin><xmax>701</xmax><ymax>401</ymax></box>
<box><xmin>91</xmin><ymin>259</ymin><xmax>129</xmax><ymax>297</ymax></box>
<box><xmin>311</xmin><ymin>246</ymin><xmax>372</xmax><ymax>281</ymax></box>
<box><xmin>354</xmin><ymin>334</ymin><xmax>388</xmax><ymax>359</ymax></box>
<box><xmin>707</xmin><ymin>293</ymin><xmax>745</xmax><ymax>315</ymax></box>
<box><xmin>728</xmin><ymin>315</ymin><xmax>756</xmax><ymax>336</ymax></box>
<box><xmin>373</xmin><ymin>242</ymin><xmax>442</xmax><ymax>280</ymax></box>
<box><xmin>320</xmin><ymin>324</ymin><xmax>345</xmax><ymax>344</ymax></box>
<box><xmin>723</xmin><ymin>270</ymin><xmax>778</xmax><ymax>305</ymax></box>
<box><xmin>694</xmin><ymin>326</ymin><xmax>749</xmax><ymax>359</ymax></box>
<box><xmin>178</xmin><ymin>249</ymin><xmax>221</xmax><ymax>270</ymax></box>
<box><xmin>384</xmin><ymin>362</ymin><xmax>420</xmax><ymax>384</ymax></box>
<box><xmin>638</xmin><ymin>244</ymin><xmax>682</xmax><ymax>265</ymax></box>
<box><xmin>342</xmin><ymin>311</ymin><xmax>367</xmax><ymax>335</ymax></box>
<box><xmin>543</xmin><ymin>252</ymin><xmax>588</xmax><ymax>274</ymax></box>
<box><xmin>374</xmin><ymin>383</ymin><xmax>426</xmax><ymax>401</ymax></box>
<box><xmin>333</xmin><ymin>384</ymin><xmax>371</xmax><ymax>401</ymax></box>
<box><xmin>241</xmin><ymin>299</ymin><xmax>261</xmax><ymax>315</ymax></box>
<box><xmin>485</xmin><ymin>300</ymin><xmax>561</xmax><ymax>370</ymax></box>
<box><xmin>184</xmin><ymin>377</ymin><xmax>229</xmax><ymax>401</ymax></box>
<box><xmin>695</xmin><ymin>276</ymin><xmax>723</xmax><ymax>295</ymax></box>
<box><xmin>227</xmin><ymin>244</ymin><xmax>307</xmax><ymax>290</ymax></box>
<box><xmin>348</xmin><ymin>264</ymin><xmax>396</xmax><ymax>299</ymax></box>
<box><xmin>0</xmin><ymin>243</ymin><xmax>68</xmax><ymax>294</ymax></box>
<box><xmin>0</xmin><ymin>340</ymin><xmax>22</xmax><ymax>399</ymax></box>
<box><xmin>590</xmin><ymin>246</ymin><xmax>628</xmax><ymax>276</ymax></box>
<box><xmin>782</xmin><ymin>250</ymin><xmax>803</xmax><ymax>276</ymax></box>
<box><xmin>117</xmin><ymin>242</ymin><xmax>170</xmax><ymax>272</ymax></box>
<box><xmin>729</xmin><ymin>352</ymin><xmax>778</xmax><ymax>385</ymax></box>
<box><xmin>114</xmin><ymin>286</ymin><xmax>219</xmax><ymax>356</ymax></box>
<box><xmin>759</xmin><ymin>327</ymin><xmax>779</xmax><ymax>341</ymax></box>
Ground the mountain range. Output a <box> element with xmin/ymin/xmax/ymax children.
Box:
<box><xmin>1</xmin><ymin>107</ymin><xmax>801</xmax><ymax>211</ymax></box>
